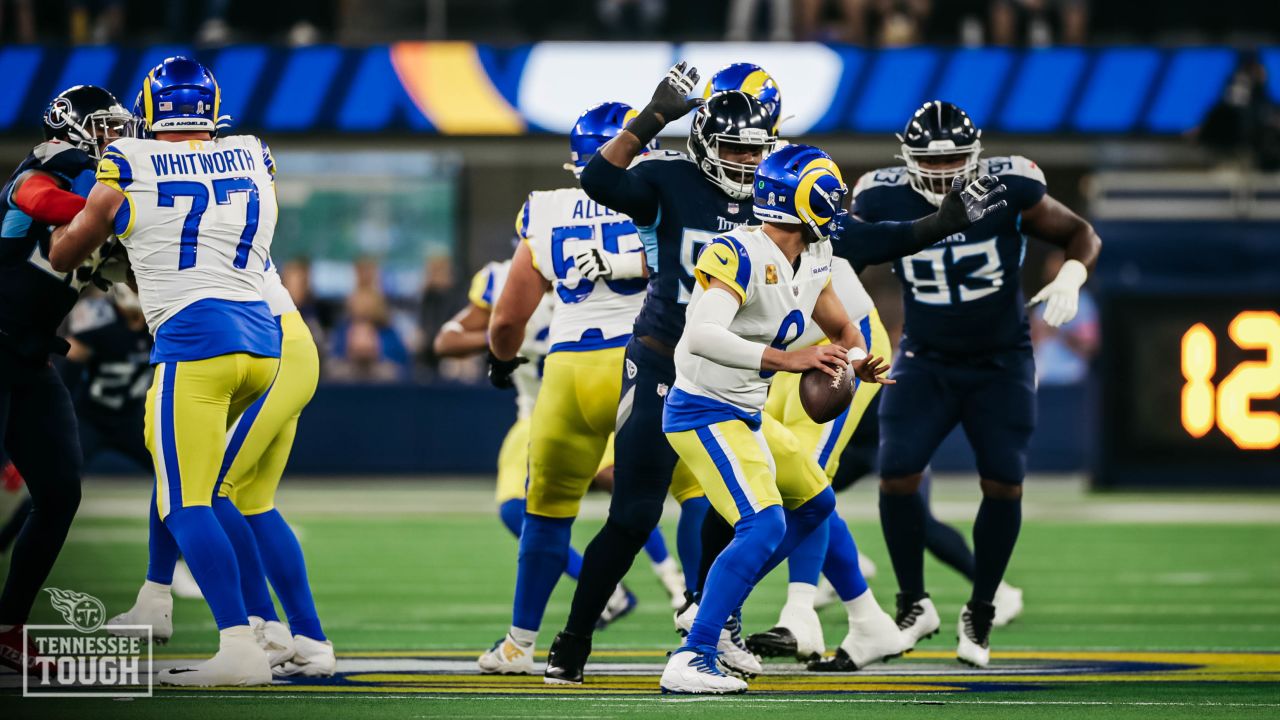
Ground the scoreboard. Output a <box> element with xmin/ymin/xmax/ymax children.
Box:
<box><xmin>1098</xmin><ymin>294</ymin><xmax>1280</xmax><ymax>488</ymax></box>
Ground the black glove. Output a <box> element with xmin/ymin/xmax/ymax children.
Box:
<box><xmin>487</xmin><ymin>351</ymin><xmax>529</xmax><ymax>390</ymax></box>
<box><xmin>912</xmin><ymin>174</ymin><xmax>1008</xmax><ymax>243</ymax></box>
<box><xmin>626</xmin><ymin>62</ymin><xmax>702</xmax><ymax>146</ymax></box>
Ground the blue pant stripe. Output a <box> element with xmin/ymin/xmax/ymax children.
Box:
<box><xmin>694</xmin><ymin>425</ymin><xmax>755</xmax><ymax>520</ymax></box>
<box><xmin>161</xmin><ymin>363</ymin><xmax>182</xmax><ymax>512</ymax></box>
<box><xmin>215</xmin><ymin>386</ymin><xmax>269</xmax><ymax>497</ymax></box>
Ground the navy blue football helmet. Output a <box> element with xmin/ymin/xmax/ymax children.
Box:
<box><xmin>689</xmin><ymin>91</ymin><xmax>777</xmax><ymax>200</ymax></box>
<box><xmin>898</xmin><ymin>100</ymin><xmax>983</xmax><ymax>205</ymax></box>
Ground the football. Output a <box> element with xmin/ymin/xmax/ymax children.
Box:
<box><xmin>799</xmin><ymin>363</ymin><xmax>854</xmax><ymax>423</ymax></box>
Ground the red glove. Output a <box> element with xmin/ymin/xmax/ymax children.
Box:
<box><xmin>2</xmin><ymin>462</ymin><xmax>22</xmax><ymax>492</ymax></box>
<box><xmin>13</xmin><ymin>172</ymin><xmax>87</xmax><ymax>226</ymax></box>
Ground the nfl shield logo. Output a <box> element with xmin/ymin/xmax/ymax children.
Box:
<box><xmin>727</xmin><ymin>202</ymin><xmax>739</xmax><ymax>214</ymax></box>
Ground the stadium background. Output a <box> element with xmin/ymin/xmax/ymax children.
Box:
<box><xmin>1</xmin><ymin>1</ymin><xmax>1279</xmax><ymax>717</ymax></box>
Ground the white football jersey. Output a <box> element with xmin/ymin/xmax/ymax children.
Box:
<box><xmin>674</xmin><ymin>226</ymin><xmax>833</xmax><ymax>414</ymax></box>
<box><xmin>793</xmin><ymin>257</ymin><xmax>872</xmax><ymax>348</ymax></box>
<box><xmin>98</xmin><ymin>135</ymin><xmax>278</xmax><ymax>334</ymax></box>
<box><xmin>469</xmin><ymin>259</ymin><xmax>553</xmax><ymax>419</ymax></box>
<box><xmin>520</xmin><ymin>188</ymin><xmax>645</xmax><ymax>352</ymax></box>
<box><xmin>262</xmin><ymin>263</ymin><xmax>296</xmax><ymax>317</ymax></box>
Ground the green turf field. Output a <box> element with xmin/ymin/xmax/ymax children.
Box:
<box><xmin>2</xmin><ymin>477</ymin><xmax>1279</xmax><ymax>719</ymax></box>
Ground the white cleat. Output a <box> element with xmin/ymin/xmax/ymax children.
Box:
<box><xmin>477</xmin><ymin>633</ymin><xmax>535</xmax><ymax>675</ymax></box>
<box><xmin>107</xmin><ymin>581</ymin><xmax>173</xmax><ymax>644</ymax></box>
<box><xmin>777</xmin><ymin>601</ymin><xmax>826</xmax><ymax>660</ymax></box>
<box><xmin>275</xmin><ymin>635</ymin><xmax>336</xmax><ymax>677</ymax></box>
<box><xmin>171</xmin><ymin>560</ymin><xmax>205</xmax><ymax>600</ymax></box>
<box><xmin>660</xmin><ymin>646</ymin><xmax>748</xmax><ymax>695</ymax></box>
<box><xmin>653</xmin><ymin>557</ymin><xmax>687</xmax><ymax>610</ymax></box>
<box><xmin>597</xmin><ymin>583</ymin><xmax>637</xmax><ymax>630</ymax></box>
<box><xmin>957</xmin><ymin>602</ymin><xmax>995</xmax><ymax>668</ymax></box>
<box><xmin>158</xmin><ymin>626</ymin><xmax>272</xmax><ymax>686</ymax></box>
<box><xmin>717</xmin><ymin>613</ymin><xmax>763</xmax><ymax>678</ymax></box>
<box><xmin>809</xmin><ymin>590</ymin><xmax>909</xmax><ymax>672</ymax></box>
<box><xmin>250</xmin><ymin>616</ymin><xmax>296</xmax><ymax>668</ymax></box>
<box><xmin>813</xmin><ymin>577</ymin><xmax>838</xmax><ymax>611</ymax></box>
<box><xmin>895</xmin><ymin>595</ymin><xmax>941</xmax><ymax>650</ymax></box>
<box><xmin>992</xmin><ymin>581</ymin><xmax>1024</xmax><ymax>627</ymax></box>
<box><xmin>674</xmin><ymin>599</ymin><xmax>697</xmax><ymax>636</ymax></box>
<box><xmin>857</xmin><ymin>552</ymin><xmax>878</xmax><ymax>582</ymax></box>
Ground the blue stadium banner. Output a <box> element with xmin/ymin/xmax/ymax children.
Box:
<box><xmin>0</xmin><ymin>43</ymin><xmax>1264</xmax><ymax>136</ymax></box>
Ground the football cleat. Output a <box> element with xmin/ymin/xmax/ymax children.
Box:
<box><xmin>596</xmin><ymin>583</ymin><xmax>638</xmax><ymax>630</ymax></box>
<box><xmin>858</xmin><ymin>552</ymin><xmax>878</xmax><ymax>581</ymax></box>
<box><xmin>746</xmin><ymin>602</ymin><xmax>825</xmax><ymax>661</ymax></box>
<box><xmin>674</xmin><ymin>596</ymin><xmax>697</xmax><ymax>635</ymax></box>
<box><xmin>718</xmin><ymin>612</ymin><xmax>763</xmax><ymax>678</ymax></box>
<box><xmin>171</xmin><ymin>560</ymin><xmax>205</xmax><ymax>600</ymax></box>
<box><xmin>957</xmin><ymin>601</ymin><xmax>996</xmax><ymax>668</ymax></box>
<box><xmin>809</xmin><ymin>601</ymin><xmax>908</xmax><ymax>671</ymax></box>
<box><xmin>158</xmin><ymin>627</ymin><xmax>272</xmax><ymax>686</ymax></box>
<box><xmin>107</xmin><ymin>582</ymin><xmax>173</xmax><ymax>644</ymax></box>
<box><xmin>812</xmin><ymin>578</ymin><xmax>838</xmax><ymax>611</ymax></box>
<box><xmin>660</xmin><ymin>645</ymin><xmax>748</xmax><ymax>695</ymax></box>
<box><xmin>250</xmin><ymin>616</ymin><xmax>296</xmax><ymax>668</ymax></box>
<box><xmin>275</xmin><ymin>635</ymin><xmax>336</xmax><ymax>677</ymax></box>
<box><xmin>0</xmin><ymin>625</ymin><xmax>53</xmax><ymax>675</ymax></box>
<box><xmin>477</xmin><ymin>633</ymin><xmax>535</xmax><ymax>675</ymax></box>
<box><xmin>992</xmin><ymin>581</ymin><xmax>1024</xmax><ymax>627</ymax></box>
<box><xmin>895</xmin><ymin>594</ymin><xmax>941</xmax><ymax>649</ymax></box>
<box><xmin>544</xmin><ymin>631</ymin><xmax>591</xmax><ymax>685</ymax></box>
<box><xmin>653</xmin><ymin>557</ymin><xmax>687</xmax><ymax>609</ymax></box>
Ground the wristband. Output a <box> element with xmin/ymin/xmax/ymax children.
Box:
<box><xmin>626</xmin><ymin>111</ymin><xmax>665</xmax><ymax>147</ymax></box>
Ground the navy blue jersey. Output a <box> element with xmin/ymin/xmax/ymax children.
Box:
<box><xmin>579</xmin><ymin>150</ymin><xmax>757</xmax><ymax>348</ymax></box>
<box><xmin>852</xmin><ymin>155</ymin><xmax>1047</xmax><ymax>356</ymax></box>
<box><xmin>0</xmin><ymin>141</ymin><xmax>105</xmax><ymax>363</ymax></box>
<box><xmin>67</xmin><ymin>298</ymin><xmax>152</xmax><ymax>419</ymax></box>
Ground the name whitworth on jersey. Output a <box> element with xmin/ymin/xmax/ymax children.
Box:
<box><xmin>148</xmin><ymin>147</ymin><xmax>259</xmax><ymax>176</ymax></box>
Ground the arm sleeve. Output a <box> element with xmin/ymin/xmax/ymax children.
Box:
<box><xmin>685</xmin><ymin>287</ymin><xmax>767</xmax><ymax>370</ymax></box>
<box><xmin>579</xmin><ymin>153</ymin><xmax>661</xmax><ymax>226</ymax></box>
<box><xmin>12</xmin><ymin>173</ymin><xmax>87</xmax><ymax>225</ymax></box>
<box><xmin>830</xmin><ymin>216</ymin><xmax>928</xmax><ymax>272</ymax></box>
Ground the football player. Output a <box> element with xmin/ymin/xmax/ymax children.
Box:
<box><xmin>477</xmin><ymin>101</ymin><xmax>705</xmax><ymax>674</ymax></box>
<box><xmin>50</xmin><ymin>56</ymin><xmax>287</xmax><ymax>686</ymax></box>
<box><xmin>851</xmin><ymin>101</ymin><xmax>1101</xmax><ymax>667</ymax></box>
<box><xmin>545</xmin><ymin>62</ymin><xmax>1008</xmax><ymax>685</ymax></box>
<box><xmin>659</xmin><ymin>144</ymin><xmax>894</xmax><ymax>694</ymax></box>
<box><xmin>0</xmin><ymin>84</ymin><xmax>131</xmax><ymax>674</ymax></box>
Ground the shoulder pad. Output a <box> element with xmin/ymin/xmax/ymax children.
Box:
<box><xmin>694</xmin><ymin>233</ymin><xmax>752</xmax><ymax>301</ymax></box>
<box><xmin>68</xmin><ymin>297</ymin><xmax>117</xmax><ymax>336</ymax></box>
<box><xmin>467</xmin><ymin>261</ymin><xmax>505</xmax><ymax>310</ymax></box>
<box><xmin>982</xmin><ymin>156</ymin><xmax>1046</xmax><ymax>186</ymax></box>
<box><xmin>852</xmin><ymin>167</ymin><xmax>908</xmax><ymax>197</ymax></box>
<box><xmin>32</xmin><ymin>141</ymin><xmax>94</xmax><ymax>178</ymax></box>
<box><xmin>631</xmin><ymin>149</ymin><xmax>692</xmax><ymax>168</ymax></box>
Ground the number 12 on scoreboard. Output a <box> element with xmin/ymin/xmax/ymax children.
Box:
<box><xmin>1180</xmin><ymin>311</ymin><xmax>1280</xmax><ymax>450</ymax></box>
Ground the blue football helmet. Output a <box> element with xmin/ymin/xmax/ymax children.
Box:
<box><xmin>753</xmin><ymin>144</ymin><xmax>847</xmax><ymax>243</ymax></box>
<box><xmin>140</xmin><ymin>56</ymin><xmax>220</xmax><ymax>134</ymax></box>
<box><xmin>704</xmin><ymin>62</ymin><xmax>782</xmax><ymax>131</ymax></box>
<box><xmin>565</xmin><ymin>101</ymin><xmax>656</xmax><ymax>176</ymax></box>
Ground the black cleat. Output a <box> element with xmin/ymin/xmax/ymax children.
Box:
<box><xmin>544</xmin><ymin>631</ymin><xmax>591</xmax><ymax>685</ymax></box>
<box><xmin>808</xmin><ymin>646</ymin><xmax>861</xmax><ymax>672</ymax></box>
<box><xmin>746</xmin><ymin>626</ymin><xmax>806</xmax><ymax>660</ymax></box>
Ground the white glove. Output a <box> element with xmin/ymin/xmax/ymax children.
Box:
<box><xmin>574</xmin><ymin>248</ymin><xmax>646</xmax><ymax>281</ymax></box>
<box><xmin>1027</xmin><ymin>259</ymin><xmax>1088</xmax><ymax>327</ymax></box>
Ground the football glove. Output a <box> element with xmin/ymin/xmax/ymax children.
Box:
<box><xmin>487</xmin><ymin>351</ymin><xmax>528</xmax><ymax>390</ymax></box>
<box><xmin>574</xmin><ymin>248</ymin><xmax>646</xmax><ymax>281</ymax></box>
<box><xmin>627</xmin><ymin>62</ymin><xmax>702</xmax><ymax>145</ymax></box>
<box><xmin>911</xmin><ymin>175</ymin><xmax>1008</xmax><ymax>244</ymax></box>
<box><xmin>1027</xmin><ymin>259</ymin><xmax>1088</xmax><ymax>327</ymax></box>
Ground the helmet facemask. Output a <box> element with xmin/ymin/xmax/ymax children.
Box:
<box><xmin>690</xmin><ymin>121</ymin><xmax>776</xmax><ymax>200</ymax></box>
<box><xmin>60</xmin><ymin>107</ymin><xmax>133</xmax><ymax>160</ymax></box>
<box><xmin>898</xmin><ymin>138</ymin><xmax>982</xmax><ymax>206</ymax></box>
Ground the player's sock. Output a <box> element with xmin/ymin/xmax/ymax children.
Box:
<box><xmin>696</xmin><ymin>509</ymin><xmax>735</xmax><ymax>598</ymax></box>
<box><xmin>787</xmin><ymin>513</ymin><xmax>831</xmax><ymax>586</ymax></box>
<box><xmin>498</xmin><ymin>498</ymin><xmax>524</xmax><ymax>539</ymax></box>
<box><xmin>971</xmin><ymin>495</ymin><xmax>1021</xmax><ymax>605</ymax></box>
<box><xmin>512</xmin><ymin>514</ymin><xmax>573</xmax><ymax>632</ymax></box>
<box><xmin>212</xmin><ymin>498</ymin><xmax>277</xmax><ymax>622</ymax></box>
<box><xmin>562</xmin><ymin>518</ymin><xmax>650</xmax><ymax>638</ymax></box>
<box><xmin>879</xmin><ymin>489</ymin><xmax>928</xmax><ymax>598</ymax></box>
<box><xmin>643</xmin><ymin>527</ymin><xmax>670</xmax><ymax>565</ymax></box>
<box><xmin>675</xmin><ymin>496</ymin><xmax>709</xmax><ymax>591</ymax></box>
<box><xmin>686</xmin><ymin>505</ymin><xmax>785</xmax><ymax>649</ymax></box>
<box><xmin>755</xmin><ymin>487</ymin><xmax>837</xmax><ymax>582</ymax></box>
<box><xmin>245</xmin><ymin>509</ymin><xmax>326</xmax><ymax>642</ymax></box>
<box><xmin>565</xmin><ymin>546</ymin><xmax>584</xmax><ymax>580</ymax></box>
<box><xmin>146</xmin><ymin>489</ymin><xmax>180</xmax><ymax>585</ymax></box>
<box><xmin>164</xmin><ymin>506</ymin><xmax>248</xmax><ymax>630</ymax></box>
<box><xmin>822</xmin><ymin>514</ymin><xmax>869</xmax><ymax>601</ymax></box>
<box><xmin>924</xmin><ymin>514</ymin><xmax>976</xmax><ymax>581</ymax></box>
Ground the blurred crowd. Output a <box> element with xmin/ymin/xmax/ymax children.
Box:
<box><xmin>0</xmin><ymin>0</ymin><xmax>1271</xmax><ymax>46</ymax></box>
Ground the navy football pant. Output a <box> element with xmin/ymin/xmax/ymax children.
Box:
<box><xmin>564</xmin><ymin>338</ymin><xmax>678</xmax><ymax>638</ymax></box>
<box><xmin>0</xmin><ymin>362</ymin><xmax>83</xmax><ymax>624</ymax></box>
